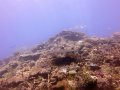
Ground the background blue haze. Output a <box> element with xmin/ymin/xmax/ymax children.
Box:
<box><xmin>0</xmin><ymin>0</ymin><xmax>120</xmax><ymax>59</ymax></box>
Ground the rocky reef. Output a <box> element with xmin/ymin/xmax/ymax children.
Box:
<box><xmin>0</xmin><ymin>30</ymin><xmax>120</xmax><ymax>90</ymax></box>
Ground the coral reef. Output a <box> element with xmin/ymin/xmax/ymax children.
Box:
<box><xmin>0</xmin><ymin>30</ymin><xmax>120</xmax><ymax>90</ymax></box>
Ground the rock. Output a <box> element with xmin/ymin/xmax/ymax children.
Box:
<box><xmin>88</xmin><ymin>63</ymin><xmax>101</xmax><ymax>71</ymax></box>
<box><xmin>59</xmin><ymin>68</ymin><xmax>67</xmax><ymax>74</ymax></box>
<box><xmin>90</xmin><ymin>75</ymin><xmax>98</xmax><ymax>81</ymax></box>
<box><xmin>68</xmin><ymin>70</ymin><xmax>77</xmax><ymax>75</ymax></box>
<box><xmin>19</xmin><ymin>53</ymin><xmax>40</xmax><ymax>61</ymax></box>
<box><xmin>50</xmin><ymin>77</ymin><xmax>57</xmax><ymax>85</ymax></box>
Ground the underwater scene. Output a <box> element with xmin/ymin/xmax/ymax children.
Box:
<box><xmin>0</xmin><ymin>0</ymin><xmax>120</xmax><ymax>90</ymax></box>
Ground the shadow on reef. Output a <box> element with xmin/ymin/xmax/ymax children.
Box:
<box><xmin>52</xmin><ymin>56</ymin><xmax>77</xmax><ymax>66</ymax></box>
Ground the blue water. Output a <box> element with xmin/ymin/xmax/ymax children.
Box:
<box><xmin>0</xmin><ymin>0</ymin><xmax>120</xmax><ymax>59</ymax></box>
